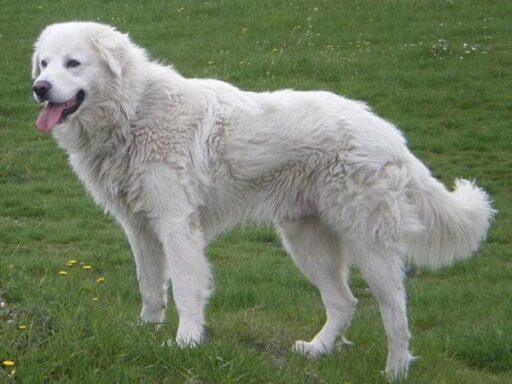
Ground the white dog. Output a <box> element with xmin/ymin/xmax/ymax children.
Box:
<box><xmin>32</xmin><ymin>22</ymin><xmax>495</xmax><ymax>379</ymax></box>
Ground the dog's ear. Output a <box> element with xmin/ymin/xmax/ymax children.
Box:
<box><xmin>32</xmin><ymin>28</ymin><xmax>50</xmax><ymax>79</ymax></box>
<box><xmin>31</xmin><ymin>25</ymin><xmax>52</xmax><ymax>80</ymax></box>
<box><xmin>91</xmin><ymin>29</ymin><xmax>129</xmax><ymax>78</ymax></box>
<box><xmin>31</xmin><ymin>50</ymin><xmax>41</xmax><ymax>80</ymax></box>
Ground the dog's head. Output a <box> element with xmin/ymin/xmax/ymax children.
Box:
<box><xmin>32</xmin><ymin>22</ymin><xmax>132</xmax><ymax>133</ymax></box>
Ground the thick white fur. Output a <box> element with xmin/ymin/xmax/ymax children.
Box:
<box><xmin>32</xmin><ymin>22</ymin><xmax>495</xmax><ymax>379</ymax></box>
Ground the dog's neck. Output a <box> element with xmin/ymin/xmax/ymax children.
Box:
<box><xmin>53</xmin><ymin>105</ymin><xmax>132</xmax><ymax>156</ymax></box>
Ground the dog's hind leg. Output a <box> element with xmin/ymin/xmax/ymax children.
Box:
<box><xmin>348</xmin><ymin>241</ymin><xmax>415</xmax><ymax>380</ymax></box>
<box><xmin>277</xmin><ymin>216</ymin><xmax>357</xmax><ymax>357</ymax></box>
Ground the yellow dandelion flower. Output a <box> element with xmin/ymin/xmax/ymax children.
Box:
<box><xmin>82</xmin><ymin>265</ymin><xmax>92</xmax><ymax>271</ymax></box>
<box><xmin>18</xmin><ymin>325</ymin><xmax>27</xmax><ymax>331</ymax></box>
<box><xmin>2</xmin><ymin>360</ymin><xmax>15</xmax><ymax>367</ymax></box>
<box><xmin>58</xmin><ymin>271</ymin><xmax>68</xmax><ymax>276</ymax></box>
<box><xmin>96</xmin><ymin>277</ymin><xmax>105</xmax><ymax>284</ymax></box>
<box><xmin>67</xmin><ymin>259</ymin><xmax>78</xmax><ymax>267</ymax></box>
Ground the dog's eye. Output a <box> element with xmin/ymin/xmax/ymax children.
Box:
<box><xmin>41</xmin><ymin>60</ymin><xmax>47</xmax><ymax>68</ymax></box>
<box><xmin>67</xmin><ymin>59</ymin><xmax>81</xmax><ymax>68</ymax></box>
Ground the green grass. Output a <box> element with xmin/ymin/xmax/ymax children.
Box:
<box><xmin>1</xmin><ymin>0</ymin><xmax>511</xmax><ymax>382</ymax></box>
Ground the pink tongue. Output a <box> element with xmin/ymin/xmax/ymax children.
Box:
<box><xmin>36</xmin><ymin>103</ymin><xmax>66</xmax><ymax>133</ymax></box>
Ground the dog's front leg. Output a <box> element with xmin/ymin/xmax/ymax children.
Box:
<box><xmin>143</xmin><ymin>166</ymin><xmax>213</xmax><ymax>346</ymax></box>
<box><xmin>154</xmin><ymin>212</ymin><xmax>213</xmax><ymax>347</ymax></box>
<box><xmin>117</xmin><ymin>213</ymin><xmax>169</xmax><ymax>324</ymax></box>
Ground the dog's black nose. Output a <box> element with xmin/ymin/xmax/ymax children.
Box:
<box><xmin>32</xmin><ymin>80</ymin><xmax>52</xmax><ymax>99</ymax></box>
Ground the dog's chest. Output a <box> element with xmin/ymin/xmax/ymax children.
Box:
<box><xmin>68</xmin><ymin>149</ymin><xmax>137</xmax><ymax>211</ymax></box>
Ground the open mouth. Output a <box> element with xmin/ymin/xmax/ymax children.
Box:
<box><xmin>36</xmin><ymin>90</ymin><xmax>85</xmax><ymax>133</ymax></box>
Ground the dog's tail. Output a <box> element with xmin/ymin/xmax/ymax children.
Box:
<box><xmin>405</xmin><ymin>154</ymin><xmax>495</xmax><ymax>269</ymax></box>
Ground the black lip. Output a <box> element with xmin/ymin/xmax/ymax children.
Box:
<box><xmin>63</xmin><ymin>89</ymin><xmax>85</xmax><ymax>116</ymax></box>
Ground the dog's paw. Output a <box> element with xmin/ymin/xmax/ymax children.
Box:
<box><xmin>139</xmin><ymin>307</ymin><xmax>165</xmax><ymax>325</ymax></box>
<box><xmin>162</xmin><ymin>336</ymin><xmax>202</xmax><ymax>349</ymax></box>
<box><xmin>385</xmin><ymin>352</ymin><xmax>418</xmax><ymax>381</ymax></box>
<box><xmin>175</xmin><ymin>325</ymin><xmax>205</xmax><ymax>348</ymax></box>
<box><xmin>136</xmin><ymin>317</ymin><xmax>165</xmax><ymax>331</ymax></box>
<box><xmin>292</xmin><ymin>340</ymin><xmax>327</xmax><ymax>358</ymax></box>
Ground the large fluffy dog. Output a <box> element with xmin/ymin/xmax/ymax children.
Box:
<box><xmin>32</xmin><ymin>22</ymin><xmax>494</xmax><ymax>379</ymax></box>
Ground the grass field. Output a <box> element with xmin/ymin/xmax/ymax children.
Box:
<box><xmin>1</xmin><ymin>0</ymin><xmax>511</xmax><ymax>382</ymax></box>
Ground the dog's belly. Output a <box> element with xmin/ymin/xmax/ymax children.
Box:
<box><xmin>197</xmin><ymin>175</ymin><xmax>317</xmax><ymax>242</ymax></box>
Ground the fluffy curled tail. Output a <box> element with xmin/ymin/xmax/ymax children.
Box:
<box><xmin>407</xmin><ymin>162</ymin><xmax>496</xmax><ymax>269</ymax></box>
